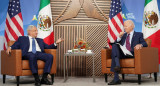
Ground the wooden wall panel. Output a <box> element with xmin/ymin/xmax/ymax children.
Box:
<box><xmin>51</xmin><ymin>0</ymin><xmax>111</xmax><ymax>25</ymax></box>
<box><xmin>86</xmin><ymin>24</ymin><xmax>108</xmax><ymax>76</ymax></box>
<box><xmin>54</xmin><ymin>25</ymin><xmax>87</xmax><ymax>76</ymax></box>
<box><xmin>51</xmin><ymin>0</ymin><xmax>111</xmax><ymax>76</ymax></box>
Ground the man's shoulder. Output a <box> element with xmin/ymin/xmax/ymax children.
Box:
<box><xmin>36</xmin><ymin>38</ymin><xmax>43</xmax><ymax>41</ymax></box>
<box><xmin>18</xmin><ymin>36</ymin><xmax>28</xmax><ymax>39</ymax></box>
<box><xmin>134</xmin><ymin>32</ymin><xmax>143</xmax><ymax>36</ymax></box>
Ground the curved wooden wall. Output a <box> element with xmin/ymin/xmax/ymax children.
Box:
<box><xmin>51</xmin><ymin>0</ymin><xmax>111</xmax><ymax>76</ymax></box>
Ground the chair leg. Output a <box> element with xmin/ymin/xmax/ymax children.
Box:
<box><xmin>51</xmin><ymin>74</ymin><xmax>54</xmax><ymax>84</ymax></box>
<box><xmin>122</xmin><ymin>74</ymin><xmax>125</xmax><ymax>80</ymax></box>
<box><xmin>138</xmin><ymin>74</ymin><xmax>141</xmax><ymax>85</ymax></box>
<box><xmin>105</xmin><ymin>74</ymin><xmax>108</xmax><ymax>82</ymax></box>
<box><xmin>154</xmin><ymin>72</ymin><xmax>157</xmax><ymax>82</ymax></box>
<box><xmin>16</xmin><ymin>76</ymin><xmax>20</xmax><ymax>86</ymax></box>
<box><xmin>3</xmin><ymin>75</ymin><xmax>6</xmax><ymax>84</ymax></box>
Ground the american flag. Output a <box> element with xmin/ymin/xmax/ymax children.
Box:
<box><xmin>108</xmin><ymin>0</ymin><xmax>124</xmax><ymax>48</ymax></box>
<box><xmin>3</xmin><ymin>0</ymin><xmax>24</xmax><ymax>50</ymax></box>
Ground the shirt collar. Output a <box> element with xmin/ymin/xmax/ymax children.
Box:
<box><xmin>127</xmin><ymin>30</ymin><xmax>134</xmax><ymax>36</ymax></box>
<box><xmin>28</xmin><ymin>36</ymin><xmax>35</xmax><ymax>39</ymax></box>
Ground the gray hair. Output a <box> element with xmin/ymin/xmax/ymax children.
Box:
<box><xmin>27</xmin><ymin>25</ymin><xmax>36</xmax><ymax>35</ymax></box>
<box><xmin>125</xmin><ymin>20</ymin><xmax>135</xmax><ymax>28</ymax></box>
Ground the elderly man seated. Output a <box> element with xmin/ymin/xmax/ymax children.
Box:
<box><xmin>108</xmin><ymin>20</ymin><xmax>148</xmax><ymax>85</ymax></box>
<box><xmin>6</xmin><ymin>25</ymin><xmax>64</xmax><ymax>86</ymax></box>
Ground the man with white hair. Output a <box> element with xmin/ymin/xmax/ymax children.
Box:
<box><xmin>6</xmin><ymin>25</ymin><xmax>63</xmax><ymax>86</ymax></box>
<box><xmin>108</xmin><ymin>20</ymin><xmax>148</xmax><ymax>85</ymax></box>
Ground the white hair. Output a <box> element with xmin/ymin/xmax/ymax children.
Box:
<box><xmin>27</xmin><ymin>25</ymin><xmax>36</xmax><ymax>35</ymax></box>
<box><xmin>125</xmin><ymin>20</ymin><xmax>135</xmax><ymax>28</ymax></box>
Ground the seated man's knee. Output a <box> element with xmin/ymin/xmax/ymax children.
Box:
<box><xmin>112</xmin><ymin>44</ymin><xmax>119</xmax><ymax>49</ymax></box>
<box><xmin>48</xmin><ymin>54</ymin><xmax>53</xmax><ymax>61</ymax></box>
<box><xmin>28</xmin><ymin>54</ymin><xmax>36</xmax><ymax>60</ymax></box>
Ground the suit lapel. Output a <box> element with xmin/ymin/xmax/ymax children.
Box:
<box><xmin>35</xmin><ymin>38</ymin><xmax>39</xmax><ymax>46</ymax></box>
<box><xmin>27</xmin><ymin>36</ymin><xmax>30</xmax><ymax>50</ymax></box>
<box><xmin>35</xmin><ymin>38</ymin><xmax>42</xmax><ymax>50</ymax></box>
<box><xmin>131</xmin><ymin>31</ymin><xmax>136</xmax><ymax>48</ymax></box>
<box><xmin>35</xmin><ymin>38</ymin><xmax>40</xmax><ymax>45</ymax></box>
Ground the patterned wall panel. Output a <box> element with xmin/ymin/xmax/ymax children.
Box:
<box><xmin>54</xmin><ymin>25</ymin><xmax>87</xmax><ymax>76</ymax></box>
<box><xmin>54</xmin><ymin>25</ymin><xmax>108</xmax><ymax>76</ymax></box>
<box><xmin>51</xmin><ymin>0</ymin><xmax>111</xmax><ymax>76</ymax></box>
<box><xmin>51</xmin><ymin>0</ymin><xmax>110</xmax><ymax>25</ymax></box>
<box><xmin>86</xmin><ymin>24</ymin><xmax>108</xmax><ymax>76</ymax></box>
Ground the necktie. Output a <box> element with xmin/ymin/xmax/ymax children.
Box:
<box><xmin>32</xmin><ymin>38</ymin><xmax>36</xmax><ymax>54</ymax></box>
<box><xmin>126</xmin><ymin>34</ymin><xmax>131</xmax><ymax>51</ymax></box>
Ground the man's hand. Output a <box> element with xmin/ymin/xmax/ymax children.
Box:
<box><xmin>6</xmin><ymin>47</ymin><xmax>11</xmax><ymax>55</ymax></box>
<box><xmin>56</xmin><ymin>38</ymin><xmax>64</xmax><ymax>44</ymax></box>
<box><xmin>119</xmin><ymin>32</ymin><xmax>125</xmax><ymax>38</ymax></box>
<box><xmin>134</xmin><ymin>44</ymin><xmax>143</xmax><ymax>50</ymax></box>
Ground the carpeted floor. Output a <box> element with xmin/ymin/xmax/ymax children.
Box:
<box><xmin>0</xmin><ymin>75</ymin><xmax>160</xmax><ymax>86</ymax></box>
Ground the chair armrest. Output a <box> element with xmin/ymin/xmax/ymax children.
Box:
<box><xmin>1</xmin><ymin>50</ymin><xmax>22</xmax><ymax>76</ymax></box>
<box><xmin>134</xmin><ymin>47</ymin><xmax>159</xmax><ymax>74</ymax></box>
<box><xmin>44</xmin><ymin>49</ymin><xmax>57</xmax><ymax>74</ymax></box>
<box><xmin>101</xmin><ymin>48</ymin><xmax>112</xmax><ymax>73</ymax></box>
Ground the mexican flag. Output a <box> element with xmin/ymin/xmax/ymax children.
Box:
<box><xmin>37</xmin><ymin>0</ymin><xmax>54</xmax><ymax>45</ymax></box>
<box><xmin>142</xmin><ymin>0</ymin><xmax>160</xmax><ymax>64</ymax></box>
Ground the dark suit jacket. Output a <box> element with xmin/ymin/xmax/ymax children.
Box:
<box><xmin>116</xmin><ymin>31</ymin><xmax>148</xmax><ymax>55</ymax></box>
<box><xmin>11</xmin><ymin>36</ymin><xmax>57</xmax><ymax>56</ymax></box>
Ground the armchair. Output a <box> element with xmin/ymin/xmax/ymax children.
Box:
<box><xmin>101</xmin><ymin>38</ymin><xmax>159</xmax><ymax>84</ymax></box>
<box><xmin>1</xmin><ymin>41</ymin><xmax>57</xmax><ymax>86</ymax></box>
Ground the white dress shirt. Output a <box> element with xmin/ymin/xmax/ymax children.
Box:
<box><xmin>117</xmin><ymin>30</ymin><xmax>134</xmax><ymax>47</ymax></box>
<box><xmin>28</xmin><ymin>36</ymin><xmax>41</xmax><ymax>52</ymax></box>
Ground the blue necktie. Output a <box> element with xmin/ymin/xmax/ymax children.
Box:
<box><xmin>32</xmin><ymin>38</ymin><xmax>36</xmax><ymax>54</ymax></box>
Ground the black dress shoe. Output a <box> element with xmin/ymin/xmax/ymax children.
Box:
<box><xmin>114</xmin><ymin>66</ymin><xmax>121</xmax><ymax>73</ymax></box>
<box><xmin>41</xmin><ymin>78</ymin><xmax>52</xmax><ymax>85</ymax></box>
<box><xmin>35</xmin><ymin>81</ymin><xmax>41</xmax><ymax>86</ymax></box>
<box><xmin>33</xmin><ymin>73</ymin><xmax>41</xmax><ymax>86</ymax></box>
<box><xmin>108</xmin><ymin>80</ymin><xmax>121</xmax><ymax>85</ymax></box>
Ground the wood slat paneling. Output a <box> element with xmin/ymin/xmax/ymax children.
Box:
<box><xmin>54</xmin><ymin>25</ymin><xmax>87</xmax><ymax>76</ymax></box>
<box><xmin>51</xmin><ymin>0</ymin><xmax>111</xmax><ymax>76</ymax></box>
<box><xmin>86</xmin><ymin>24</ymin><xmax>108</xmax><ymax>76</ymax></box>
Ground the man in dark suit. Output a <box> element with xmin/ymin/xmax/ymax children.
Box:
<box><xmin>108</xmin><ymin>20</ymin><xmax>148</xmax><ymax>85</ymax></box>
<box><xmin>6</xmin><ymin>25</ymin><xmax>64</xmax><ymax>86</ymax></box>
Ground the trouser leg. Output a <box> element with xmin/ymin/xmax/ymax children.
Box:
<box><xmin>23</xmin><ymin>53</ymin><xmax>38</xmax><ymax>74</ymax></box>
<box><xmin>110</xmin><ymin>44</ymin><xmax>123</xmax><ymax>72</ymax></box>
<box><xmin>36</xmin><ymin>52</ymin><xmax>53</xmax><ymax>73</ymax></box>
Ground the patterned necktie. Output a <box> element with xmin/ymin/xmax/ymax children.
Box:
<box><xmin>32</xmin><ymin>38</ymin><xmax>36</xmax><ymax>54</ymax></box>
<box><xmin>126</xmin><ymin>34</ymin><xmax>131</xmax><ymax>51</ymax></box>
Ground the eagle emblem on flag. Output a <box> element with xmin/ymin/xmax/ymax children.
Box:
<box><xmin>38</xmin><ymin>15</ymin><xmax>51</xmax><ymax>31</ymax></box>
<box><xmin>143</xmin><ymin>11</ymin><xmax>159</xmax><ymax>28</ymax></box>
